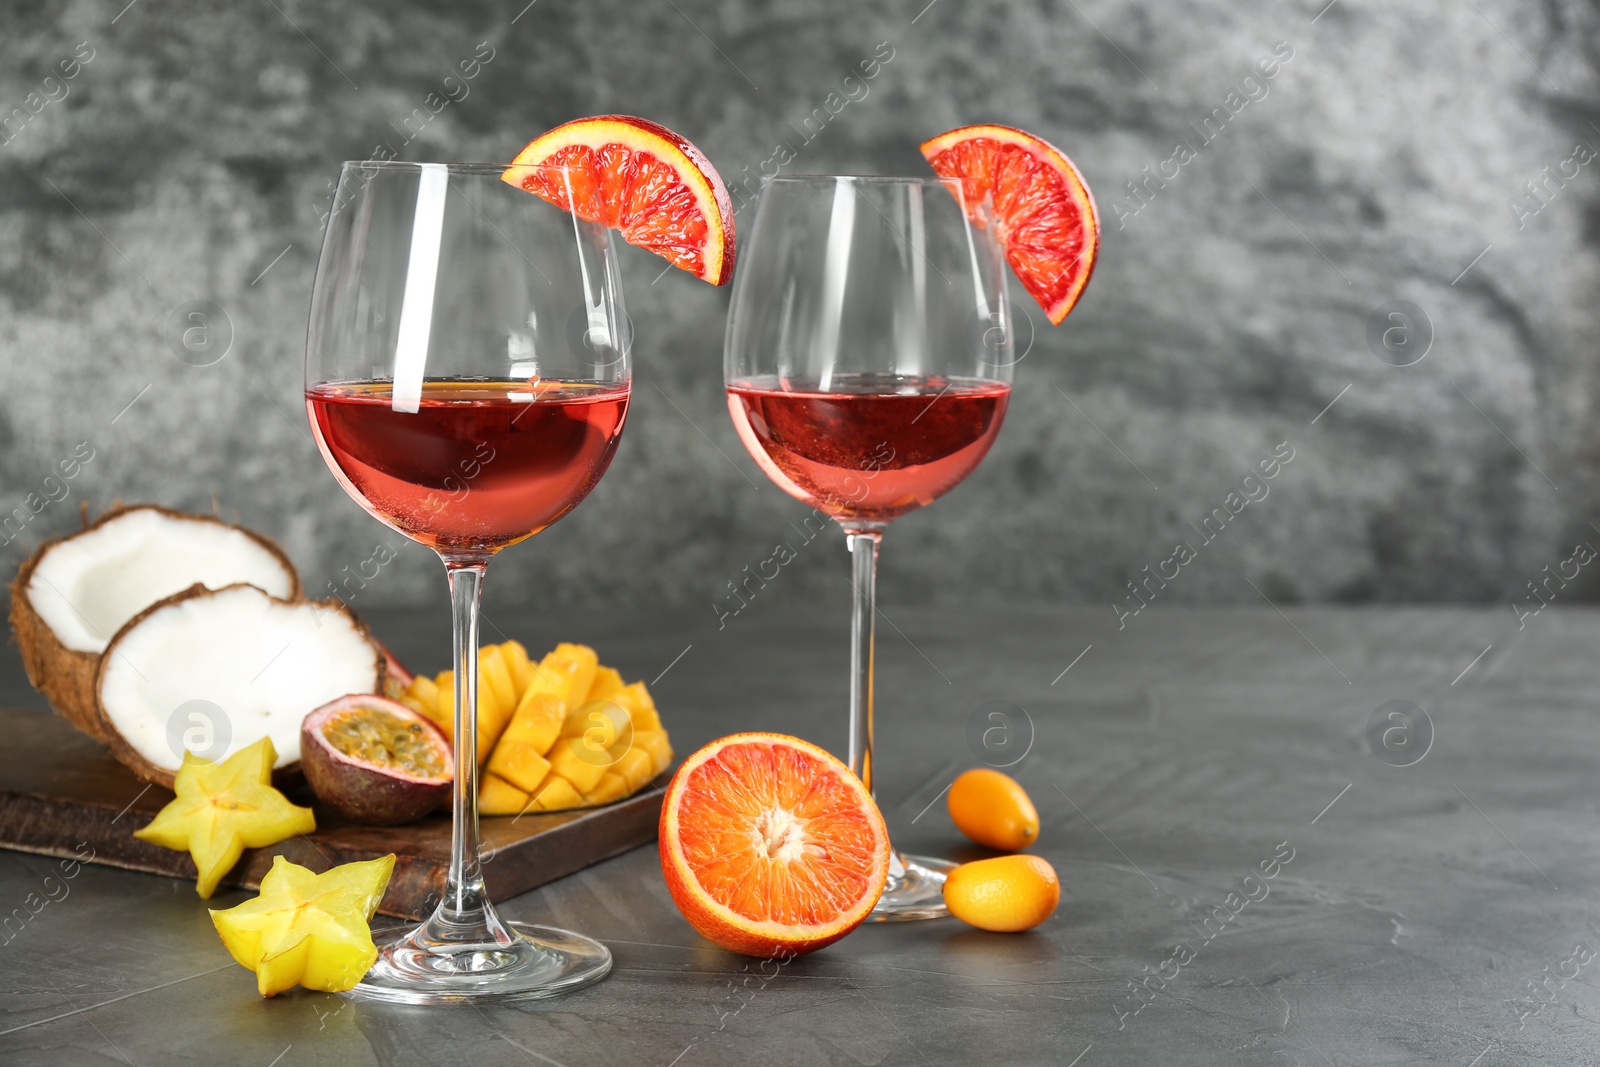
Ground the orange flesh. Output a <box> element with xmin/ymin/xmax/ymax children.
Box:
<box><xmin>323</xmin><ymin>708</ymin><xmax>448</xmax><ymax>780</ymax></box>
<box><xmin>674</xmin><ymin>741</ymin><xmax>882</xmax><ymax>927</ymax></box>
<box><xmin>517</xmin><ymin>144</ymin><xmax>713</xmax><ymax>278</ymax></box>
<box><xmin>925</xmin><ymin>138</ymin><xmax>1094</xmax><ymax>321</ymax></box>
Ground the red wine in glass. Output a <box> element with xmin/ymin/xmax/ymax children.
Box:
<box><xmin>726</xmin><ymin>373</ymin><xmax>1010</xmax><ymax>524</ymax></box>
<box><xmin>307</xmin><ymin>379</ymin><xmax>630</xmax><ymax>554</ymax></box>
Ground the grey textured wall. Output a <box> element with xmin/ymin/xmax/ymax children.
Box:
<box><xmin>2</xmin><ymin>0</ymin><xmax>1597</xmax><ymax>622</ymax></box>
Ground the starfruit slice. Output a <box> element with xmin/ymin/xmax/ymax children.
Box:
<box><xmin>133</xmin><ymin>736</ymin><xmax>316</xmax><ymax>898</ymax></box>
<box><xmin>210</xmin><ymin>853</ymin><xmax>395</xmax><ymax>996</ymax></box>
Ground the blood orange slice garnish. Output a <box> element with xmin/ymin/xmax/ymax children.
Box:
<box><xmin>502</xmin><ymin>115</ymin><xmax>736</xmax><ymax>286</ymax></box>
<box><xmin>921</xmin><ymin>124</ymin><xmax>1099</xmax><ymax>325</ymax></box>
<box><xmin>659</xmin><ymin>732</ymin><xmax>890</xmax><ymax>957</ymax></box>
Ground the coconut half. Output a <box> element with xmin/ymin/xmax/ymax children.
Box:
<box><xmin>96</xmin><ymin>583</ymin><xmax>384</xmax><ymax>788</ymax></box>
<box><xmin>11</xmin><ymin>505</ymin><xmax>301</xmax><ymax>740</ymax></box>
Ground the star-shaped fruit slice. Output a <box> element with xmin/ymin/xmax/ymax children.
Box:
<box><xmin>211</xmin><ymin>853</ymin><xmax>396</xmax><ymax>996</ymax></box>
<box><xmin>133</xmin><ymin>737</ymin><xmax>316</xmax><ymax>898</ymax></box>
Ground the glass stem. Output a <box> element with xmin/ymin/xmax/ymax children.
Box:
<box><xmin>442</xmin><ymin>558</ymin><xmax>489</xmax><ymax>925</ymax></box>
<box><xmin>845</xmin><ymin>531</ymin><xmax>882</xmax><ymax>796</ymax></box>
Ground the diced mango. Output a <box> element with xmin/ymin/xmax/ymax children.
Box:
<box><xmin>502</xmin><ymin>690</ymin><xmax>565</xmax><ymax>757</ymax></box>
<box><xmin>502</xmin><ymin>640</ymin><xmax>534</xmax><ymax>694</ymax></box>
<box><xmin>548</xmin><ymin>739</ymin><xmax>608</xmax><ymax>794</ymax></box>
<box><xmin>587</xmin><ymin>665</ymin><xmax>625</xmax><ymax>703</ymax></box>
<box><xmin>433</xmin><ymin>669</ymin><xmax>455</xmax><ymax>742</ymax></box>
<box><xmin>533</xmin><ymin>644</ymin><xmax>598</xmax><ymax>706</ymax></box>
<box><xmin>402</xmin><ymin>641</ymin><xmax>671</xmax><ymax>813</ymax></box>
<box><xmin>614</xmin><ymin>682</ymin><xmax>661</xmax><ymax>732</ymax></box>
<box><xmin>633</xmin><ymin>729</ymin><xmax>673</xmax><ymax>776</ymax></box>
<box><xmin>476</xmin><ymin>649</ymin><xmax>518</xmax><ymax>758</ymax></box>
<box><xmin>478</xmin><ymin>647</ymin><xmax>514</xmax><ymax>717</ymax></box>
<box><xmin>487</xmin><ymin>740</ymin><xmax>551</xmax><ymax>795</ymax></box>
<box><xmin>582</xmin><ymin>773</ymin><xmax>628</xmax><ymax>807</ymax></box>
<box><xmin>562</xmin><ymin>698</ymin><xmax>631</xmax><ymax>753</ymax></box>
<box><xmin>614</xmin><ymin>747</ymin><xmax>654</xmax><ymax>793</ymax></box>
<box><xmin>530</xmin><ymin>775</ymin><xmax>582</xmax><ymax>812</ymax></box>
<box><xmin>478</xmin><ymin>773</ymin><xmax>531</xmax><ymax>815</ymax></box>
<box><xmin>408</xmin><ymin>674</ymin><xmax>438</xmax><ymax>711</ymax></box>
<box><xmin>402</xmin><ymin>673</ymin><xmax>451</xmax><ymax>741</ymax></box>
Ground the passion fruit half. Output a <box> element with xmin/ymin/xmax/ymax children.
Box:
<box><xmin>301</xmin><ymin>695</ymin><xmax>452</xmax><ymax>826</ymax></box>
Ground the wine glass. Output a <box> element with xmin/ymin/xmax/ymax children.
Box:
<box><xmin>305</xmin><ymin>160</ymin><xmax>629</xmax><ymax>1001</ymax></box>
<box><xmin>724</xmin><ymin>175</ymin><xmax>1015</xmax><ymax>920</ymax></box>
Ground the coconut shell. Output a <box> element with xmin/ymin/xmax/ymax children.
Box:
<box><xmin>9</xmin><ymin>504</ymin><xmax>303</xmax><ymax>746</ymax></box>
<box><xmin>10</xmin><ymin>549</ymin><xmax>105</xmax><ymax>740</ymax></box>
<box><xmin>91</xmin><ymin>583</ymin><xmax>386</xmax><ymax>789</ymax></box>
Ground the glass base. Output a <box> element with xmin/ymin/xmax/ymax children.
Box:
<box><xmin>868</xmin><ymin>851</ymin><xmax>957</xmax><ymax>922</ymax></box>
<box><xmin>347</xmin><ymin>919</ymin><xmax>612</xmax><ymax>1004</ymax></box>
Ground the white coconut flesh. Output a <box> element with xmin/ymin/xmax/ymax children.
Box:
<box><xmin>98</xmin><ymin>585</ymin><xmax>379</xmax><ymax>774</ymax></box>
<box><xmin>27</xmin><ymin>508</ymin><xmax>298</xmax><ymax>654</ymax></box>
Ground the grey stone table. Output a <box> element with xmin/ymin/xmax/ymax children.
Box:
<box><xmin>0</xmin><ymin>601</ymin><xmax>1594</xmax><ymax>1066</ymax></box>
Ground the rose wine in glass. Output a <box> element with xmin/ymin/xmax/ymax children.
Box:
<box><xmin>727</xmin><ymin>373</ymin><xmax>1010</xmax><ymax>523</ymax></box>
<box><xmin>308</xmin><ymin>379</ymin><xmax>629</xmax><ymax>551</ymax></box>
<box><xmin>305</xmin><ymin>161</ymin><xmax>628</xmax><ymax>1001</ymax></box>
<box><xmin>724</xmin><ymin>175</ymin><xmax>1016</xmax><ymax>920</ymax></box>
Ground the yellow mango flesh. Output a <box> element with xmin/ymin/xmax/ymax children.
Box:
<box><xmin>504</xmin><ymin>690</ymin><xmax>565</xmax><ymax>756</ymax></box>
<box><xmin>211</xmin><ymin>853</ymin><xmax>394</xmax><ymax>996</ymax></box>
<box><xmin>563</xmin><ymin>698</ymin><xmax>632</xmax><ymax>753</ymax></box>
<box><xmin>429</xmin><ymin>670</ymin><xmax>455</xmax><ymax>742</ymax></box>
<box><xmin>405</xmin><ymin>641</ymin><xmax>673</xmax><ymax>815</ymax></box>
<box><xmin>633</xmin><ymin>729</ymin><xmax>674</xmax><ymax>777</ymax></box>
<box><xmin>535</xmin><ymin>644</ymin><xmax>598</xmax><ymax>706</ymax></box>
<box><xmin>614</xmin><ymin>747</ymin><xmax>654</xmax><ymax>793</ymax></box>
<box><xmin>587</xmin><ymin>665</ymin><xmax>625</xmax><ymax>702</ymax></box>
<box><xmin>547</xmin><ymin>740</ymin><xmax>608</xmax><ymax>795</ymax></box>
<box><xmin>475</xmin><ymin>648</ymin><xmax>518</xmax><ymax>761</ymax></box>
<box><xmin>582</xmin><ymin>772</ymin><xmax>628</xmax><ymax>807</ymax></box>
<box><xmin>487</xmin><ymin>741</ymin><xmax>552</xmax><ymax>795</ymax></box>
<box><xmin>478</xmin><ymin>773</ymin><xmax>531</xmax><ymax>815</ymax></box>
<box><xmin>531</xmin><ymin>776</ymin><xmax>582</xmax><ymax>811</ymax></box>
<box><xmin>400</xmin><ymin>675</ymin><xmax>438</xmax><ymax>724</ymax></box>
<box><xmin>614</xmin><ymin>682</ymin><xmax>661</xmax><ymax>732</ymax></box>
<box><xmin>502</xmin><ymin>640</ymin><xmax>534</xmax><ymax>693</ymax></box>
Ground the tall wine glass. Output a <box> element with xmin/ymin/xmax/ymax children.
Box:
<box><xmin>724</xmin><ymin>175</ymin><xmax>1014</xmax><ymax>920</ymax></box>
<box><xmin>305</xmin><ymin>161</ymin><xmax>629</xmax><ymax>1000</ymax></box>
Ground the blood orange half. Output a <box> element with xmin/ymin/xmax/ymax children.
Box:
<box><xmin>920</xmin><ymin>124</ymin><xmax>1100</xmax><ymax>325</ymax></box>
<box><xmin>503</xmin><ymin>115</ymin><xmax>736</xmax><ymax>286</ymax></box>
<box><xmin>659</xmin><ymin>732</ymin><xmax>890</xmax><ymax>957</ymax></box>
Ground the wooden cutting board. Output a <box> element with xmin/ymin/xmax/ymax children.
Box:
<box><xmin>0</xmin><ymin>706</ymin><xmax>665</xmax><ymax>919</ymax></box>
